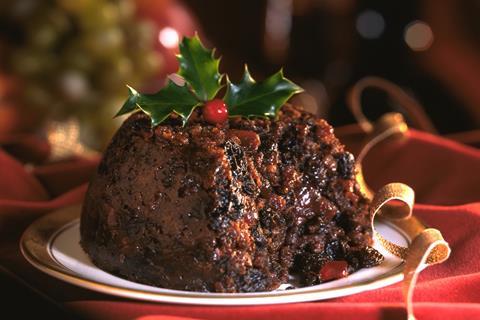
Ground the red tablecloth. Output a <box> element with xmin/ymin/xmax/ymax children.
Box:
<box><xmin>0</xmin><ymin>129</ymin><xmax>479</xmax><ymax>320</ymax></box>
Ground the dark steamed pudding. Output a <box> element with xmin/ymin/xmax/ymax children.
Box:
<box><xmin>80</xmin><ymin>104</ymin><xmax>383</xmax><ymax>292</ymax></box>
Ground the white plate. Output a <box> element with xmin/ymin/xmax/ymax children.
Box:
<box><xmin>21</xmin><ymin>205</ymin><xmax>409</xmax><ymax>305</ymax></box>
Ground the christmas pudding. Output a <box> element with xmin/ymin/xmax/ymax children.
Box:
<box><xmin>80</xmin><ymin>35</ymin><xmax>383</xmax><ymax>292</ymax></box>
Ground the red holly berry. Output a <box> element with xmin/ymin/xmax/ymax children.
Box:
<box><xmin>203</xmin><ymin>99</ymin><xmax>228</xmax><ymax>124</ymax></box>
<box><xmin>319</xmin><ymin>260</ymin><xmax>348</xmax><ymax>281</ymax></box>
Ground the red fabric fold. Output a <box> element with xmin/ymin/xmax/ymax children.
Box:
<box><xmin>66</xmin><ymin>301</ymin><xmax>480</xmax><ymax>320</ymax></box>
<box><xmin>0</xmin><ymin>128</ymin><xmax>479</xmax><ymax>320</ymax></box>
<box><xmin>363</xmin><ymin>130</ymin><xmax>480</xmax><ymax>205</ymax></box>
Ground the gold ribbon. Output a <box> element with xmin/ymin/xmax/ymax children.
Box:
<box><xmin>346</xmin><ymin>76</ymin><xmax>438</xmax><ymax>134</ymax></box>
<box><xmin>351</xmin><ymin>95</ymin><xmax>451</xmax><ymax>319</ymax></box>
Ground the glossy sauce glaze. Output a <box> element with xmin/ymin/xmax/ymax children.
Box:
<box><xmin>80</xmin><ymin>104</ymin><xmax>383</xmax><ymax>292</ymax></box>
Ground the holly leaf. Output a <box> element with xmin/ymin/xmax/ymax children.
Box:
<box><xmin>177</xmin><ymin>34</ymin><xmax>222</xmax><ymax>101</ymax></box>
<box><xmin>116</xmin><ymin>81</ymin><xmax>200</xmax><ymax>126</ymax></box>
<box><xmin>225</xmin><ymin>66</ymin><xmax>303</xmax><ymax>118</ymax></box>
<box><xmin>115</xmin><ymin>85</ymin><xmax>140</xmax><ymax>117</ymax></box>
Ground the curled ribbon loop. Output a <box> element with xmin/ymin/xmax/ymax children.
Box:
<box><xmin>370</xmin><ymin>183</ymin><xmax>450</xmax><ymax>320</ymax></box>
<box><xmin>354</xmin><ymin>108</ymin><xmax>451</xmax><ymax>320</ymax></box>
<box><xmin>371</xmin><ymin>183</ymin><xmax>415</xmax><ymax>261</ymax></box>
<box><xmin>347</xmin><ymin>76</ymin><xmax>438</xmax><ymax>134</ymax></box>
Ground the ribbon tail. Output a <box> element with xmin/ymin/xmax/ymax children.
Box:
<box><xmin>403</xmin><ymin>229</ymin><xmax>451</xmax><ymax>320</ymax></box>
<box><xmin>353</xmin><ymin>109</ymin><xmax>451</xmax><ymax>320</ymax></box>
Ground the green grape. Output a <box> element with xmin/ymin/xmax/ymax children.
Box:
<box><xmin>10</xmin><ymin>49</ymin><xmax>53</xmax><ymax>75</ymax></box>
<box><xmin>46</xmin><ymin>8</ymin><xmax>71</xmax><ymax>34</ymax></box>
<box><xmin>137</xmin><ymin>51</ymin><xmax>164</xmax><ymax>76</ymax></box>
<box><xmin>1</xmin><ymin>0</ymin><xmax>163</xmax><ymax>150</ymax></box>
<box><xmin>80</xmin><ymin>1</ymin><xmax>120</xmax><ymax>30</ymax></box>
<box><xmin>29</xmin><ymin>23</ymin><xmax>58</xmax><ymax>49</ymax></box>
<box><xmin>117</xmin><ymin>0</ymin><xmax>135</xmax><ymax>20</ymax></box>
<box><xmin>84</xmin><ymin>27</ymin><xmax>124</xmax><ymax>56</ymax></box>
<box><xmin>63</xmin><ymin>45</ymin><xmax>95</xmax><ymax>72</ymax></box>
<box><xmin>98</xmin><ymin>68</ymin><xmax>124</xmax><ymax>91</ymax></box>
<box><xmin>128</xmin><ymin>20</ymin><xmax>156</xmax><ymax>50</ymax></box>
<box><xmin>112</xmin><ymin>55</ymin><xmax>133</xmax><ymax>79</ymax></box>
<box><xmin>56</xmin><ymin>0</ymin><xmax>93</xmax><ymax>14</ymax></box>
<box><xmin>24</xmin><ymin>7</ymin><xmax>58</xmax><ymax>48</ymax></box>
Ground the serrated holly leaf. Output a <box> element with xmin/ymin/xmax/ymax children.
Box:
<box><xmin>115</xmin><ymin>85</ymin><xmax>140</xmax><ymax>117</ymax></box>
<box><xmin>116</xmin><ymin>81</ymin><xmax>200</xmax><ymax>126</ymax></box>
<box><xmin>225</xmin><ymin>67</ymin><xmax>303</xmax><ymax>118</ymax></box>
<box><xmin>178</xmin><ymin>34</ymin><xmax>222</xmax><ymax>101</ymax></box>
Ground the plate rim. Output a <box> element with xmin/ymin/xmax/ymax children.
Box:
<box><xmin>20</xmin><ymin>204</ymin><xmax>407</xmax><ymax>305</ymax></box>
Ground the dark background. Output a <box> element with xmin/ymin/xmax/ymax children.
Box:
<box><xmin>183</xmin><ymin>0</ymin><xmax>479</xmax><ymax>134</ymax></box>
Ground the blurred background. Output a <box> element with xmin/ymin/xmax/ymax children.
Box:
<box><xmin>1</xmin><ymin>0</ymin><xmax>479</xmax><ymax>152</ymax></box>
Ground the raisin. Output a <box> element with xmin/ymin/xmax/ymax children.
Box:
<box><xmin>347</xmin><ymin>246</ymin><xmax>384</xmax><ymax>270</ymax></box>
<box><xmin>334</xmin><ymin>211</ymin><xmax>353</xmax><ymax>232</ymax></box>
<box><xmin>325</xmin><ymin>239</ymin><xmax>348</xmax><ymax>260</ymax></box>
<box><xmin>292</xmin><ymin>252</ymin><xmax>326</xmax><ymax>286</ymax></box>
<box><xmin>335</xmin><ymin>152</ymin><xmax>355</xmax><ymax>179</ymax></box>
<box><xmin>251</xmin><ymin>226</ymin><xmax>267</xmax><ymax>248</ymax></box>
<box><xmin>319</xmin><ymin>260</ymin><xmax>348</xmax><ymax>281</ymax></box>
<box><xmin>225</xmin><ymin>140</ymin><xmax>246</xmax><ymax>176</ymax></box>
<box><xmin>360</xmin><ymin>247</ymin><xmax>384</xmax><ymax>268</ymax></box>
<box><xmin>238</xmin><ymin>269</ymin><xmax>269</xmax><ymax>292</ymax></box>
<box><xmin>304</xmin><ymin>155</ymin><xmax>328</xmax><ymax>186</ymax></box>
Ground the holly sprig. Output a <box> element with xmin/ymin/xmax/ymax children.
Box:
<box><xmin>116</xmin><ymin>34</ymin><xmax>303</xmax><ymax>126</ymax></box>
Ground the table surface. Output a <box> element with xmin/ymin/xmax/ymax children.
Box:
<box><xmin>1</xmin><ymin>128</ymin><xmax>480</xmax><ymax>320</ymax></box>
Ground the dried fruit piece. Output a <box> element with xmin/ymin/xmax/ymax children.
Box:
<box><xmin>319</xmin><ymin>260</ymin><xmax>348</xmax><ymax>281</ymax></box>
